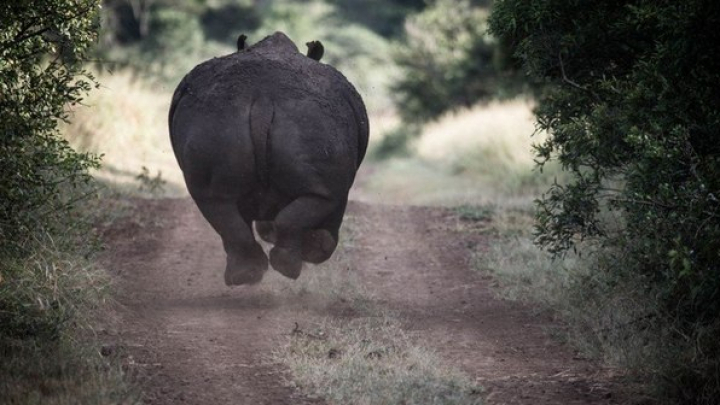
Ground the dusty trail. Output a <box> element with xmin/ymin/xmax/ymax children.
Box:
<box><xmin>103</xmin><ymin>198</ymin><xmax>623</xmax><ymax>404</ymax></box>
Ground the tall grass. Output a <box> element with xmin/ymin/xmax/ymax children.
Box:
<box><xmin>364</xmin><ymin>99</ymin><xmax>562</xmax><ymax>206</ymax></box>
<box><xmin>62</xmin><ymin>70</ymin><xmax>185</xmax><ymax>196</ymax></box>
<box><xmin>0</xmin><ymin>196</ymin><xmax>137</xmax><ymax>404</ymax></box>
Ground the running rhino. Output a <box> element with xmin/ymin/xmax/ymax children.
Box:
<box><xmin>169</xmin><ymin>32</ymin><xmax>369</xmax><ymax>285</ymax></box>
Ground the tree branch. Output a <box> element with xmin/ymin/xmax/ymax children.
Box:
<box><xmin>558</xmin><ymin>51</ymin><xmax>600</xmax><ymax>99</ymax></box>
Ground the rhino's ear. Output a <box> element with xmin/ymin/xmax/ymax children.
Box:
<box><xmin>237</xmin><ymin>34</ymin><xmax>248</xmax><ymax>51</ymax></box>
<box><xmin>306</xmin><ymin>40</ymin><xmax>324</xmax><ymax>61</ymax></box>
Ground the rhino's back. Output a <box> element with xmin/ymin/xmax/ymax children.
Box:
<box><xmin>169</xmin><ymin>45</ymin><xmax>368</xmax><ymax>199</ymax></box>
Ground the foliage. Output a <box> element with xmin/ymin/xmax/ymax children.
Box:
<box><xmin>393</xmin><ymin>0</ymin><xmax>516</xmax><ymax>122</ymax></box>
<box><xmin>368</xmin><ymin>124</ymin><xmax>419</xmax><ymax>160</ymax></box>
<box><xmin>490</xmin><ymin>0</ymin><xmax>720</xmax><ymax>402</ymax></box>
<box><xmin>0</xmin><ymin>3</ymin><xmax>133</xmax><ymax>401</ymax></box>
<box><xmin>97</xmin><ymin>0</ymin><xmax>397</xmax><ymax>111</ymax></box>
<box><xmin>97</xmin><ymin>0</ymin><xmax>231</xmax><ymax>85</ymax></box>
<box><xmin>330</xmin><ymin>0</ymin><xmax>427</xmax><ymax>38</ymax></box>
<box><xmin>0</xmin><ymin>0</ymin><xmax>101</xmax><ymax>257</ymax></box>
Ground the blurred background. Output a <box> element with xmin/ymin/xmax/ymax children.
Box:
<box><xmin>62</xmin><ymin>0</ymin><xmax>551</xmax><ymax>206</ymax></box>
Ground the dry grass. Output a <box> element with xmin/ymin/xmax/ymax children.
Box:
<box><xmin>62</xmin><ymin>70</ymin><xmax>185</xmax><ymax>196</ymax></box>
<box><xmin>415</xmin><ymin>99</ymin><xmax>539</xmax><ymax>171</ymax></box>
<box><xmin>279</xmin><ymin>316</ymin><xmax>482</xmax><ymax>405</ymax></box>
<box><xmin>362</xmin><ymin>99</ymin><xmax>561</xmax><ymax>207</ymax></box>
<box><xmin>0</xmin><ymin>234</ymin><xmax>138</xmax><ymax>405</ymax></box>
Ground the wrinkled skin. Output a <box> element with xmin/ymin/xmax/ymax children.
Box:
<box><xmin>169</xmin><ymin>32</ymin><xmax>369</xmax><ymax>285</ymax></box>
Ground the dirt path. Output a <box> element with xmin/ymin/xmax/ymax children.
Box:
<box><xmin>102</xmin><ymin>198</ymin><xmax>624</xmax><ymax>404</ymax></box>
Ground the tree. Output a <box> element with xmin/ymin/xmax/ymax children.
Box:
<box><xmin>490</xmin><ymin>0</ymin><xmax>720</xmax><ymax>401</ymax></box>
<box><xmin>393</xmin><ymin>0</ymin><xmax>517</xmax><ymax>122</ymax></box>
<box><xmin>0</xmin><ymin>0</ymin><xmax>101</xmax><ymax>256</ymax></box>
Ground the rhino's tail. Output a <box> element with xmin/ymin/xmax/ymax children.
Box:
<box><xmin>249</xmin><ymin>96</ymin><xmax>274</xmax><ymax>188</ymax></box>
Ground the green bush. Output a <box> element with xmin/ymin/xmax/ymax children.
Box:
<box><xmin>0</xmin><ymin>0</ymin><xmax>101</xmax><ymax>257</ymax></box>
<box><xmin>394</xmin><ymin>0</ymin><xmax>516</xmax><ymax>122</ymax></box>
<box><xmin>490</xmin><ymin>0</ymin><xmax>720</xmax><ymax>402</ymax></box>
<box><xmin>331</xmin><ymin>0</ymin><xmax>427</xmax><ymax>38</ymax></box>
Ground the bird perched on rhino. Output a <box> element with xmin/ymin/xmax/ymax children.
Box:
<box><xmin>306</xmin><ymin>40</ymin><xmax>324</xmax><ymax>61</ymax></box>
<box><xmin>169</xmin><ymin>32</ymin><xmax>369</xmax><ymax>286</ymax></box>
<box><xmin>237</xmin><ymin>34</ymin><xmax>247</xmax><ymax>51</ymax></box>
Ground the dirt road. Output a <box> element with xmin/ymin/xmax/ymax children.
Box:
<box><xmin>102</xmin><ymin>198</ymin><xmax>624</xmax><ymax>404</ymax></box>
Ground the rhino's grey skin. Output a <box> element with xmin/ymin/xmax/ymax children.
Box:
<box><xmin>169</xmin><ymin>32</ymin><xmax>369</xmax><ymax>285</ymax></box>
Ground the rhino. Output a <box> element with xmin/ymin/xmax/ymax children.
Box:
<box><xmin>168</xmin><ymin>32</ymin><xmax>369</xmax><ymax>285</ymax></box>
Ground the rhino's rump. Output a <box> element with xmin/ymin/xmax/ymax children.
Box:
<box><xmin>169</xmin><ymin>55</ymin><xmax>362</xmax><ymax>207</ymax></box>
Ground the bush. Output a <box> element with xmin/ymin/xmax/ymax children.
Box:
<box><xmin>0</xmin><ymin>0</ymin><xmax>101</xmax><ymax>257</ymax></box>
<box><xmin>331</xmin><ymin>0</ymin><xmax>427</xmax><ymax>38</ymax></box>
<box><xmin>393</xmin><ymin>0</ymin><xmax>520</xmax><ymax>122</ymax></box>
<box><xmin>490</xmin><ymin>0</ymin><xmax>720</xmax><ymax>402</ymax></box>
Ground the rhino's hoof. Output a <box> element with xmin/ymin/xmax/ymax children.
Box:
<box><xmin>270</xmin><ymin>247</ymin><xmax>302</xmax><ymax>279</ymax></box>
<box><xmin>302</xmin><ymin>230</ymin><xmax>337</xmax><ymax>264</ymax></box>
<box><xmin>224</xmin><ymin>245</ymin><xmax>268</xmax><ymax>286</ymax></box>
<box><xmin>224</xmin><ymin>267</ymin><xmax>264</xmax><ymax>286</ymax></box>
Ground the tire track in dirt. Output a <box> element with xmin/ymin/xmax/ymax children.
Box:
<box><xmin>103</xmin><ymin>199</ymin><xmax>323</xmax><ymax>405</ymax></box>
<box><xmin>349</xmin><ymin>202</ymin><xmax>624</xmax><ymax>404</ymax></box>
<box><xmin>103</xmin><ymin>198</ymin><xmax>625</xmax><ymax>404</ymax></box>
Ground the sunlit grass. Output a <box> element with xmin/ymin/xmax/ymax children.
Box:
<box><xmin>415</xmin><ymin>99</ymin><xmax>539</xmax><ymax>171</ymax></box>
<box><xmin>62</xmin><ymin>70</ymin><xmax>185</xmax><ymax>196</ymax></box>
<box><xmin>363</xmin><ymin>99</ymin><xmax>563</xmax><ymax>207</ymax></box>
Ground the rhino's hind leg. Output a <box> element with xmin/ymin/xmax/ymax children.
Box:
<box><xmin>270</xmin><ymin>196</ymin><xmax>337</xmax><ymax>279</ymax></box>
<box><xmin>301</xmin><ymin>229</ymin><xmax>337</xmax><ymax>264</ymax></box>
<box><xmin>192</xmin><ymin>197</ymin><xmax>268</xmax><ymax>286</ymax></box>
<box><xmin>301</xmin><ymin>201</ymin><xmax>344</xmax><ymax>264</ymax></box>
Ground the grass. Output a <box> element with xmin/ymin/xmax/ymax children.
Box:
<box><xmin>61</xmin><ymin>70</ymin><xmax>186</xmax><ymax>197</ymax></box>
<box><xmin>266</xmin><ymin>216</ymin><xmax>483</xmax><ymax>405</ymax></box>
<box><xmin>0</xmin><ymin>340</ymin><xmax>136</xmax><ymax>405</ymax></box>
<box><xmin>280</xmin><ymin>316</ymin><xmax>482</xmax><ymax>405</ymax></box>
<box><xmin>467</xmin><ymin>206</ymin><xmax>715</xmax><ymax>403</ymax></box>
<box><xmin>363</xmin><ymin>99</ymin><xmax>564</xmax><ymax>207</ymax></box>
<box><xmin>0</xmin><ymin>228</ymin><xmax>138</xmax><ymax>404</ymax></box>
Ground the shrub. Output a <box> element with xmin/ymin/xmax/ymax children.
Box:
<box><xmin>393</xmin><ymin>0</ymin><xmax>523</xmax><ymax>122</ymax></box>
<box><xmin>490</xmin><ymin>0</ymin><xmax>720</xmax><ymax>402</ymax></box>
<box><xmin>0</xmin><ymin>0</ymin><xmax>101</xmax><ymax>257</ymax></box>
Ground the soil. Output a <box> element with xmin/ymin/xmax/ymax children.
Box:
<box><xmin>101</xmin><ymin>194</ymin><xmax>631</xmax><ymax>404</ymax></box>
